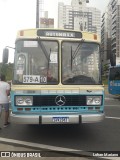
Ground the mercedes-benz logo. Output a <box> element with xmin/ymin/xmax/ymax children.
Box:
<box><xmin>55</xmin><ymin>95</ymin><xmax>66</xmax><ymax>106</ymax></box>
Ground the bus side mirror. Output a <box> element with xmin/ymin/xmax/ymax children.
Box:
<box><xmin>2</xmin><ymin>48</ymin><xmax>9</xmax><ymax>64</ymax></box>
<box><xmin>110</xmin><ymin>53</ymin><xmax>116</xmax><ymax>66</ymax></box>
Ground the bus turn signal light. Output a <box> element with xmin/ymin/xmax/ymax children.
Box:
<box><xmin>25</xmin><ymin>108</ymin><xmax>31</xmax><ymax>111</ymax></box>
<box><xmin>17</xmin><ymin>108</ymin><xmax>23</xmax><ymax>111</ymax></box>
<box><xmin>94</xmin><ymin>34</ymin><xmax>97</xmax><ymax>40</ymax></box>
<box><xmin>20</xmin><ymin>30</ymin><xmax>24</xmax><ymax>36</ymax></box>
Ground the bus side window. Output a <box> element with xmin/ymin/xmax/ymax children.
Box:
<box><xmin>109</xmin><ymin>73</ymin><xmax>114</xmax><ymax>80</ymax></box>
<box><xmin>115</xmin><ymin>71</ymin><xmax>120</xmax><ymax>80</ymax></box>
<box><xmin>16</xmin><ymin>54</ymin><xmax>26</xmax><ymax>82</ymax></box>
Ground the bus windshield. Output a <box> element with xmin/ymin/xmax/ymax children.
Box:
<box><xmin>109</xmin><ymin>67</ymin><xmax>120</xmax><ymax>80</ymax></box>
<box><xmin>13</xmin><ymin>40</ymin><xmax>58</xmax><ymax>84</ymax></box>
<box><xmin>62</xmin><ymin>42</ymin><xmax>101</xmax><ymax>84</ymax></box>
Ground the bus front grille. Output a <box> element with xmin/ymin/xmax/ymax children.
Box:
<box><xmin>33</xmin><ymin>95</ymin><xmax>86</xmax><ymax>106</ymax></box>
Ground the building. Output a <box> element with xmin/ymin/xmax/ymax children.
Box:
<box><xmin>58</xmin><ymin>2</ymin><xmax>72</xmax><ymax>30</ymax></box>
<box><xmin>101</xmin><ymin>7</ymin><xmax>111</xmax><ymax>75</ymax></box>
<box><xmin>111</xmin><ymin>0</ymin><xmax>120</xmax><ymax>58</ymax></box>
<box><xmin>40</xmin><ymin>18</ymin><xmax>54</xmax><ymax>28</ymax></box>
<box><xmin>101</xmin><ymin>0</ymin><xmax>120</xmax><ymax>75</ymax></box>
<box><xmin>40</xmin><ymin>11</ymin><xmax>54</xmax><ymax>28</ymax></box>
<box><xmin>58</xmin><ymin>0</ymin><xmax>101</xmax><ymax>36</ymax></box>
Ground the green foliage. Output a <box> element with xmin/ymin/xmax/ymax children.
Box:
<box><xmin>102</xmin><ymin>76</ymin><xmax>108</xmax><ymax>85</ymax></box>
<box><xmin>103</xmin><ymin>65</ymin><xmax>109</xmax><ymax>71</ymax></box>
<box><xmin>0</xmin><ymin>63</ymin><xmax>13</xmax><ymax>81</ymax></box>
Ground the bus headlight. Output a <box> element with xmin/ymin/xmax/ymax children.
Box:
<box><xmin>15</xmin><ymin>96</ymin><xmax>33</xmax><ymax>106</ymax></box>
<box><xmin>25</xmin><ymin>98</ymin><xmax>33</xmax><ymax>105</ymax></box>
<box><xmin>16</xmin><ymin>97</ymin><xmax>24</xmax><ymax>104</ymax></box>
<box><xmin>87</xmin><ymin>96</ymin><xmax>102</xmax><ymax>105</ymax></box>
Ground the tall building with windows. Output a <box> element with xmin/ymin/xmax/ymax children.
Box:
<box><xmin>101</xmin><ymin>0</ymin><xmax>120</xmax><ymax>74</ymax></box>
<box><xmin>101</xmin><ymin>6</ymin><xmax>112</xmax><ymax>74</ymax></box>
<box><xmin>58</xmin><ymin>0</ymin><xmax>101</xmax><ymax>36</ymax></box>
<box><xmin>111</xmin><ymin>0</ymin><xmax>120</xmax><ymax>58</ymax></box>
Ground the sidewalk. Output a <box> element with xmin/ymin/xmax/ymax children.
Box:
<box><xmin>104</xmin><ymin>86</ymin><xmax>109</xmax><ymax>95</ymax></box>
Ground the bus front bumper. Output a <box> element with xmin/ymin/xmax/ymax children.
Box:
<box><xmin>10</xmin><ymin>113</ymin><xmax>105</xmax><ymax>124</ymax></box>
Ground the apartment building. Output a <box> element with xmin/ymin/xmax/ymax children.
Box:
<box><xmin>58</xmin><ymin>0</ymin><xmax>101</xmax><ymax>36</ymax></box>
<box><xmin>101</xmin><ymin>0</ymin><xmax>120</xmax><ymax>74</ymax></box>
<box><xmin>111</xmin><ymin>0</ymin><xmax>120</xmax><ymax>58</ymax></box>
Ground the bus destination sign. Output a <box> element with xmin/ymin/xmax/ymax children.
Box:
<box><xmin>37</xmin><ymin>30</ymin><xmax>82</xmax><ymax>38</ymax></box>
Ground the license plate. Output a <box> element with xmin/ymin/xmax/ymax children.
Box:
<box><xmin>52</xmin><ymin>117</ymin><xmax>69</xmax><ymax>123</ymax></box>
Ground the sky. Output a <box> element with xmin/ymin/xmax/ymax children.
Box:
<box><xmin>0</xmin><ymin>0</ymin><xmax>109</xmax><ymax>62</ymax></box>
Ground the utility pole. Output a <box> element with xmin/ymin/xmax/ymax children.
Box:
<box><xmin>36</xmin><ymin>0</ymin><xmax>44</xmax><ymax>28</ymax></box>
<box><xmin>36</xmin><ymin>0</ymin><xmax>39</xmax><ymax>28</ymax></box>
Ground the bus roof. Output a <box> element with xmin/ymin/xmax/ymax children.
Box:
<box><xmin>16</xmin><ymin>28</ymin><xmax>101</xmax><ymax>43</ymax></box>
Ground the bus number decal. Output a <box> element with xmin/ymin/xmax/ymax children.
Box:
<box><xmin>23</xmin><ymin>75</ymin><xmax>47</xmax><ymax>83</ymax></box>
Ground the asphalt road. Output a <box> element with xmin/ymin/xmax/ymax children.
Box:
<box><xmin>0</xmin><ymin>88</ymin><xmax>120</xmax><ymax>159</ymax></box>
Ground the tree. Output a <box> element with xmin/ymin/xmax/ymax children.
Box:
<box><xmin>0</xmin><ymin>63</ymin><xmax>13</xmax><ymax>81</ymax></box>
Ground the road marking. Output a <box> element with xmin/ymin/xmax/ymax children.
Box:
<box><xmin>0</xmin><ymin>137</ymin><xmax>78</xmax><ymax>152</ymax></box>
<box><xmin>105</xmin><ymin>105</ymin><xmax>120</xmax><ymax>107</ymax></box>
<box><xmin>105</xmin><ymin>116</ymin><xmax>120</xmax><ymax>120</ymax></box>
<box><xmin>105</xmin><ymin>97</ymin><xmax>115</xmax><ymax>100</ymax></box>
<box><xmin>105</xmin><ymin>97</ymin><xmax>120</xmax><ymax>101</ymax></box>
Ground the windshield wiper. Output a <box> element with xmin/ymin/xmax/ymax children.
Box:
<box><xmin>70</xmin><ymin>41</ymin><xmax>84</xmax><ymax>71</ymax></box>
<box><xmin>72</xmin><ymin>43</ymin><xmax>83</xmax><ymax>59</ymax></box>
<box><xmin>37</xmin><ymin>37</ymin><xmax>49</xmax><ymax>61</ymax></box>
<box><xmin>47</xmin><ymin>48</ymin><xmax>51</xmax><ymax>71</ymax></box>
<box><xmin>37</xmin><ymin>37</ymin><xmax>51</xmax><ymax>74</ymax></box>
